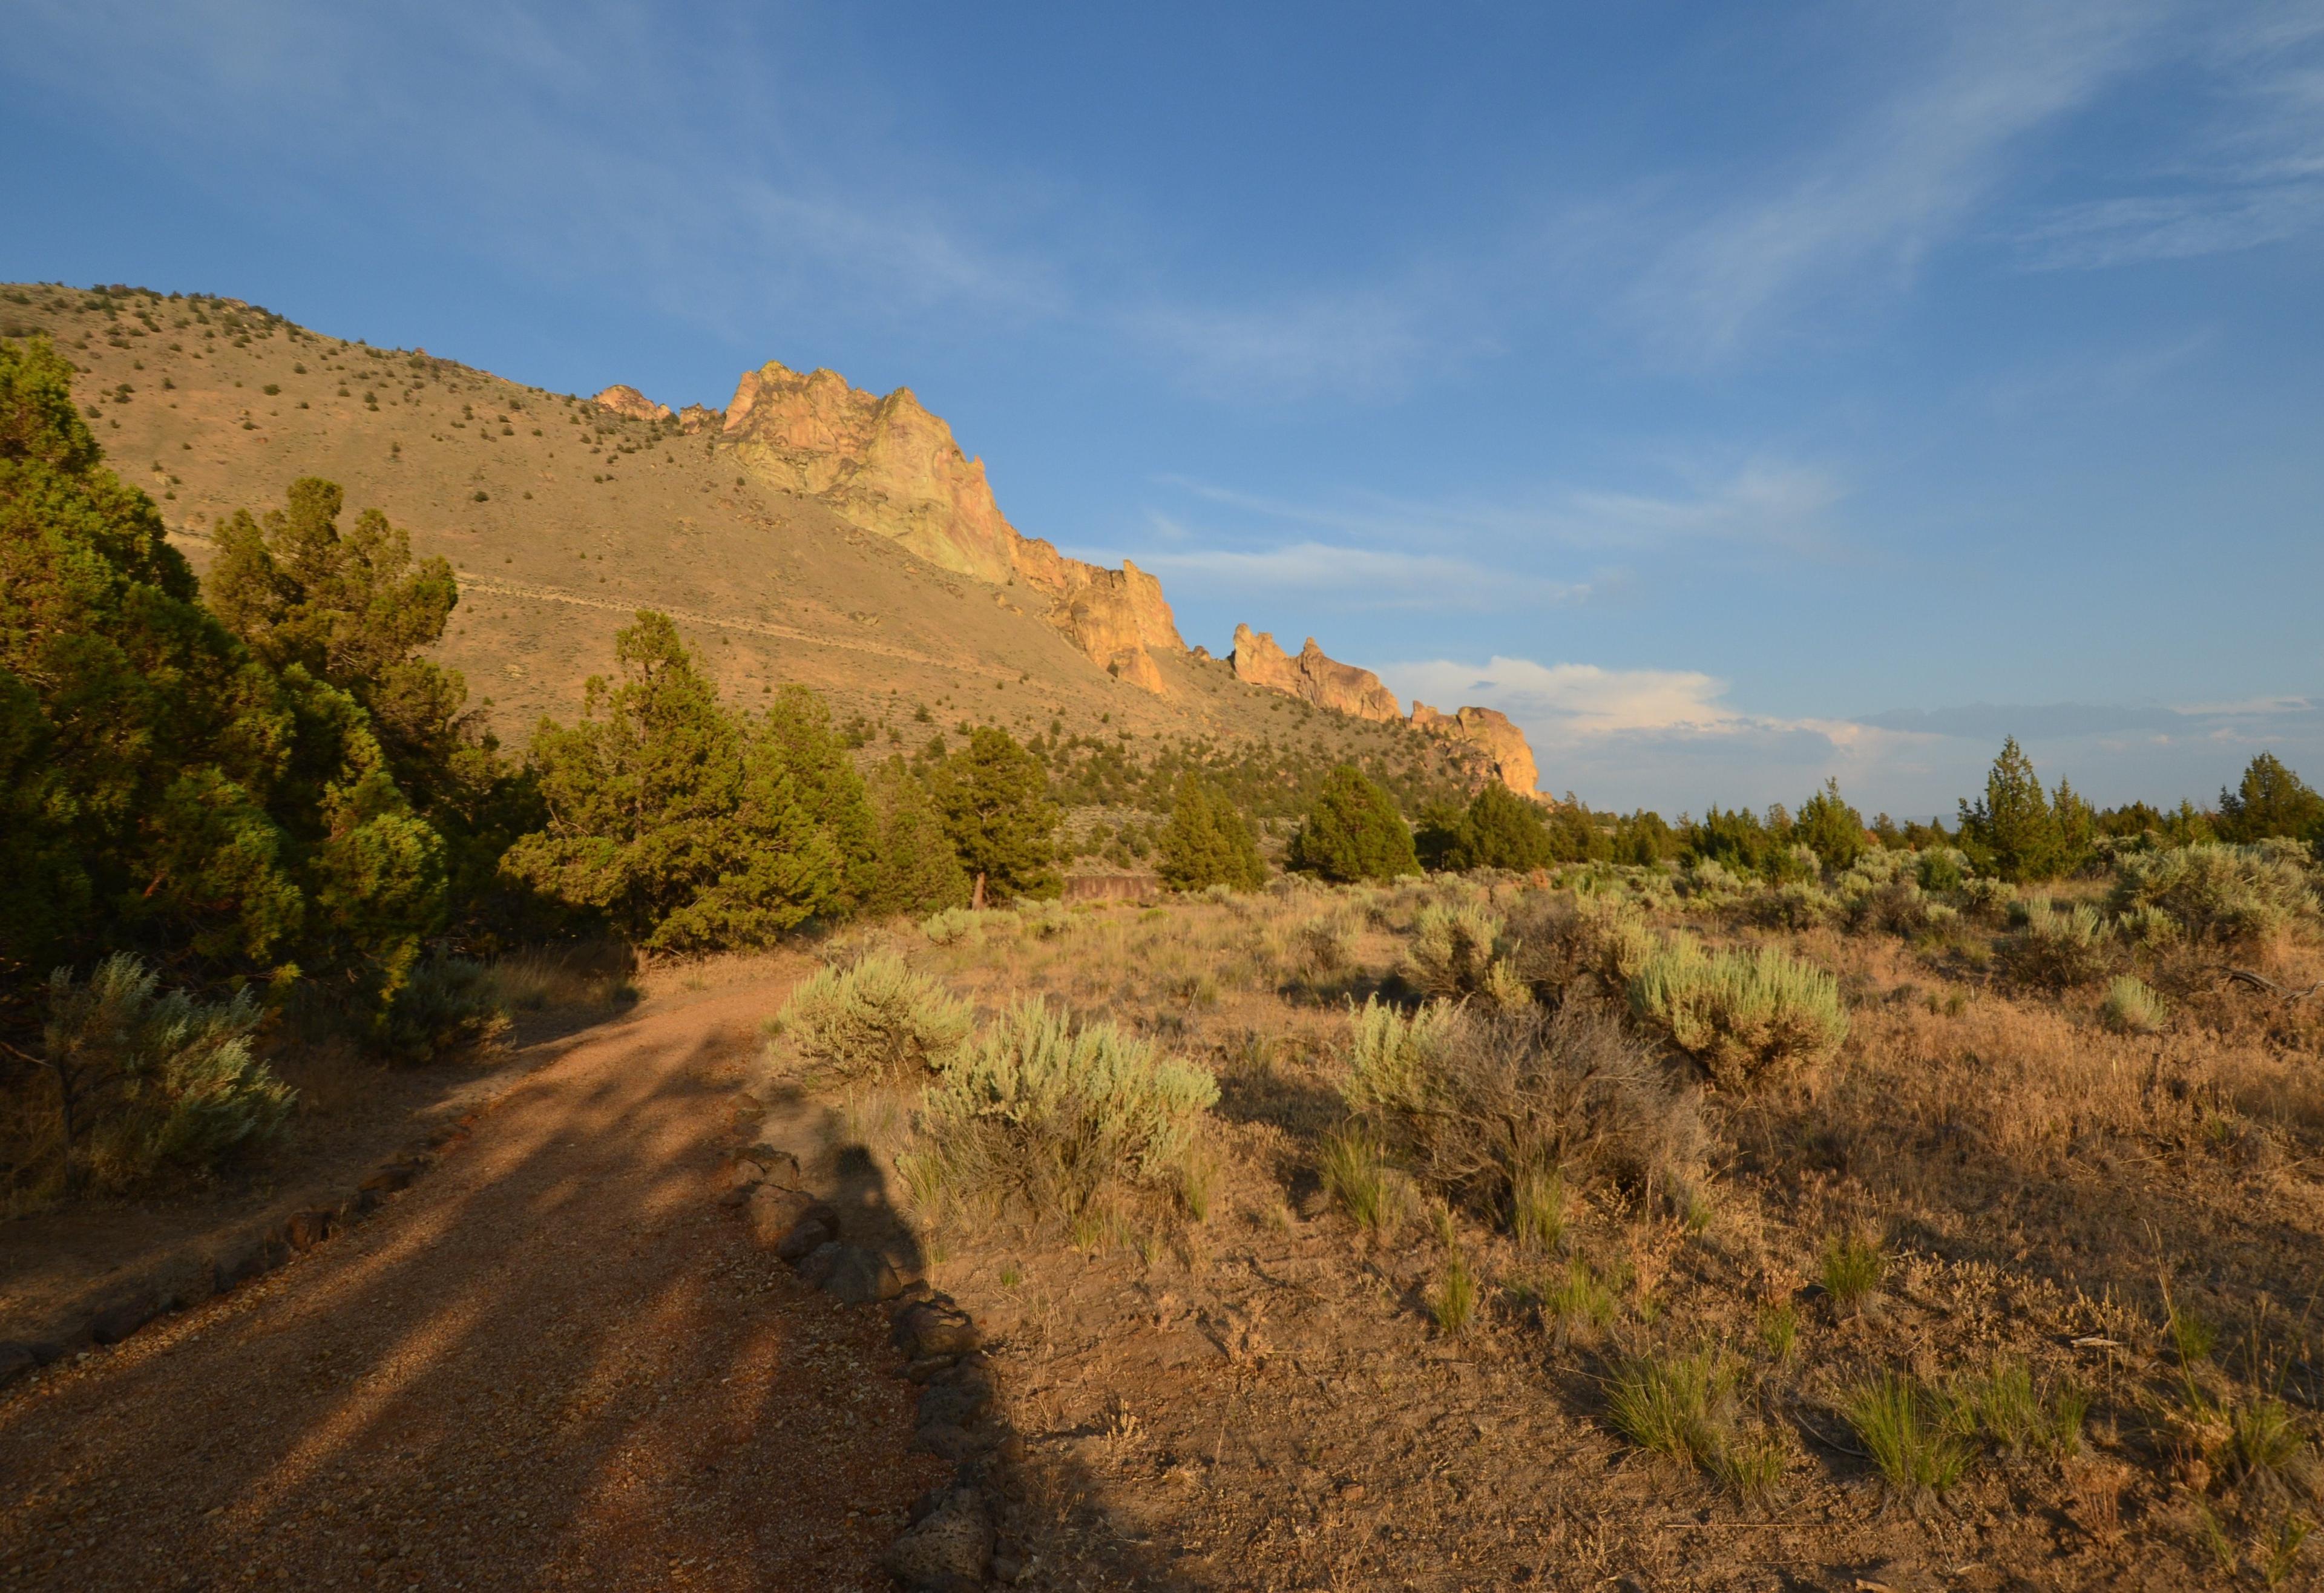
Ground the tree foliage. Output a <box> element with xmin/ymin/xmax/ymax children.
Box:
<box><xmin>1</xmin><ymin>335</ymin><xmax>445</xmax><ymax>1010</ymax></box>
<box><xmin>1957</xmin><ymin>738</ymin><xmax>2092</xmax><ymax>882</ymax></box>
<box><xmin>933</xmin><ymin>726</ymin><xmax>1061</xmax><ymax>904</ymax></box>
<box><xmin>1445</xmin><ymin>782</ymin><xmax>1553</xmax><ymax>872</ymax></box>
<box><xmin>861</xmin><ymin>757</ymin><xmax>971</xmax><ymax>918</ymax></box>
<box><xmin>1794</xmin><ymin>778</ymin><xmax>1866</xmax><ymax>872</ymax></box>
<box><xmin>1157</xmin><ymin>774</ymin><xmax>1266</xmax><ymax>891</ymax></box>
<box><xmin>1288</xmin><ymin>765</ymin><xmax>1420</xmax><ymax>882</ymax></box>
<box><xmin>2216</xmin><ymin>752</ymin><xmax>2324</xmax><ymax>846</ymax></box>
<box><xmin>501</xmin><ymin>613</ymin><xmax>872</xmax><ymax>950</ymax></box>
<box><xmin>206</xmin><ymin>478</ymin><xmax>532</xmax><ymax>917</ymax></box>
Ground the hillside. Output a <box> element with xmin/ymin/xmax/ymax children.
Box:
<box><xmin>1</xmin><ymin>282</ymin><xmax>1531</xmax><ymax>807</ymax></box>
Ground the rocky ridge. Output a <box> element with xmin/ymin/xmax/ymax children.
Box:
<box><xmin>1408</xmin><ymin>703</ymin><xmax>1542</xmax><ymax>798</ymax></box>
<box><xmin>1229</xmin><ymin>625</ymin><xmax>1402</xmax><ymax>721</ymax></box>
<box><xmin>720</xmin><ymin>360</ymin><xmax>1184</xmax><ymax>692</ymax></box>
<box><xmin>592</xmin><ymin>383</ymin><xmax>673</xmax><ymax>422</ymax></box>
<box><xmin>607</xmin><ymin>356</ymin><xmax>1544</xmax><ymax>786</ymax></box>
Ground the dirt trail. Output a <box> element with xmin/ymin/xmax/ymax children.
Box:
<box><xmin>0</xmin><ymin>981</ymin><xmax>947</xmax><ymax>1591</ymax></box>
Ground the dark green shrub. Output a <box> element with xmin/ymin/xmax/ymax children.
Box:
<box><xmin>1446</xmin><ymin>782</ymin><xmax>1552</xmax><ymax>871</ymax></box>
<box><xmin>1794</xmin><ymin>778</ymin><xmax>1865</xmax><ymax>872</ymax></box>
<box><xmin>1288</xmin><ymin>765</ymin><xmax>1419</xmax><ymax>882</ymax></box>
<box><xmin>931</xmin><ymin>726</ymin><xmax>1061</xmax><ymax>904</ymax></box>
<box><xmin>1157</xmin><ymin>774</ymin><xmax>1265</xmax><ymax>891</ymax></box>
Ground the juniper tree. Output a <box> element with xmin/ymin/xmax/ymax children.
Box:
<box><xmin>1794</xmin><ymin>778</ymin><xmax>1866</xmax><ymax>872</ymax></box>
<box><xmin>1288</xmin><ymin>765</ymin><xmax>1419</xmax><ymax>882</ymax></box>
<box><xmin>0</xmin><ymin>335</ymin><xmax>445</xmax><ymax>1001</ymax></box>
<box><xmin>1157</xmin><ymin>774</ymin><xmax>1266</xmax><ymax>892</ymax></box>
<box><xmin>1446</xmin><ymin>781</ymin><xmax>1552</xmax><ymax>872</ymax></box>
<box><xmin>932</xmin><ymin>725</ymin><xmax>1061</xmax><ymax>904</ymax></box>
<box><xmin>2217</xmin><ymin>752</ymin><xmax>2324</xmax><ymax>844</ymax></box>
<box><xmin>503</xmin><ymin>613</ymin><xmax>868</xmax><ymax>949</ymax></box>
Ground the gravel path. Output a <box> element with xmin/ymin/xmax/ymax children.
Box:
<box><xmin>0</xmin><ymin>982</ymin><xmax>945</xmax><ymax>1591</ymax></box>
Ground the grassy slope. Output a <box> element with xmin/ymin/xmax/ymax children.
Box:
<box><xmin>4</xmin><ymin>282</ymin><xmax>1480</xmax><ymax>794</ymax></box>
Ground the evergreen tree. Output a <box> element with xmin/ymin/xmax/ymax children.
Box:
<box><xmin>1612</xmin><ymin>808</ymin><xmax>1679</xmax><ymax>865</ymax></box>
<box><xmin>205</xmin><ymin>478</ymin><xmax>531</xmax><ymax>920</ymax></box>
<box><xmin>1542</xmin><ymin>792</ymin><xmax>1613</xmax><ymax>865</ymax></box>
<box><xmin>1794</xmin><ymin>778</ymin><xmax>1866</xmax><ymax>872</ymax></box>
<box><xmin>932</xmin><ymin>725</ymin><xmax>1061</xmax><ymax>904</ymax></box>
<box><xmin>1412</xmin><ymin>798</ymin><xmax>1465</xmax><ymax>871</ymax></box>
<box><xmin>1447</xmin><ymin>782</ymin><xmax>1552</xmax><ymax>871</ymax></box>
<box><xmin>1957</xmin><ymin>737</ymin><xmax>2067</xmax><ymax>882</ymax></box>
<box><xmin>2217</xmin><ymin>752</ymin><xmax>2324</xmax><ymax>844</ymax></box>
<box><xmin>502</xmin><ymin>613</ymin><xmax>859</xmax><ymax>949</ymax></box>
<box><xmin>1287</xmin><ymin>765</ymin><xmax>1419</xmax><ymax>882</ymax></box>
<box><xmin>1157</xmin><ymin>775</ymin><xmax>1266</xmax><ymax>892</ymax></box>
<box><xmin>861</xmin><ymin>758</ymin><xmax>970</xmax><ymax>918</ymax></box>
<box><xmin>1</xmin><ymin>335</ymin><xmax>445</xmax><ymax>1003</ymax></box>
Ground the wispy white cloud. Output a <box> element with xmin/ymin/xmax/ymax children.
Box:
<box><xmin>1157</xmin><ymin>458</ymin><xmax>1847</xmax><ymax>558</ymax></box>
<box><xmin>1620</xmin><ymin>2</ymin><xmax>2162</xmax><ymax>356</ymax></box>
<box><xmin>1128</xmin><ymin>542</ymin><xmax>1587</xmax><ymax>610</ymax></box>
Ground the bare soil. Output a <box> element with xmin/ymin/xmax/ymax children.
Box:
<box><xmin>0</xmin><ymin>974</ymin><xmax>948</xmax><ymax>1591</ymax></box>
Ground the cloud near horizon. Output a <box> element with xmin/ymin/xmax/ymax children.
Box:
<box><xmin>1378</xmin><ymin>656</ymin><xmax>2324</xmax><ymax>813</ymax></box>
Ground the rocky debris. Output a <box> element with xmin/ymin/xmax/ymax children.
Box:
<box><xmin>281</xmin><ymin>1209</ymin><xmax>338</xmax><ymax>1252</ymax></box>
<box><xmin>591</xmin><ymin>383</ymin><xmax>672</xmax><ymax>422</ymax></box>
<box><xmin>797</xmin><ymin>1241</ymin><xmax>909</xmax><ymax>1304</ymax></box>
<box><xmin>1409</xmin><ymin>701</ymin><xmax>1543</xmax><ymax>797</ymax></box>
<box><xmin>718</xmin><ymin>358</ymin><xmax>1185</xmax><ymax>692</ymax></box>
<box><xmin>1229</xmin><ymin>625</ymin><xmax>1402</xmax><ymax>721</ymax></box>
<box><xmin>743</xmin><ymin>1184</ymin><xmax>838</xmax><ymax>1255</ymax></box>
<box><xmin>883</xmin><ymin>1483</ymin><xmax>994</xmax><ymax>1591</ymax></box>
<box><xmin>892</xmin><ymin>1299</ymin><xmax>980</xmax><ymax>1361</ymax></box>
<box><xmin>736</xmin><ymin>1142</ymin><xmax>804</xmax><ymax>1187</ymax></box>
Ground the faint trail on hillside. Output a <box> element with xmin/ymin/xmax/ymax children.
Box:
<box><xmin>167</xmin><ymin>525</ymin><xmax>985</xmax><ymax>673</ymax></box>
<box><xmin>0</xmin><ymin>982</ymin><xmax>947</xmax><ymax>1591</ymax></box>
<box><xmin>453</xmin><ymin>572</ymin><xmax>974</xmax><ymax>671</ymax></box>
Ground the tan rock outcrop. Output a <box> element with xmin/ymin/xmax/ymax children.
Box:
<box><xmin>720</xmin><ymin>359</ymin><xmax>1184</xmax><ymax>689</ymax></box>
<box><xmin>1229</xmin><ymin>626</ymin><xmax>1402</xmax><ymax>721</ymax></box>
<box><xmin>593</xmin><ymin>384</ymin><xmax>673</xmax><ymax>422</ymax></box>
<box><xmin>677</xmin><ymin>402</ymin><xmax>721</xmax><ymax>433</ymax></box>
<box><xmin>1410</xmin><ymin>702</ymin><xmax>1542</xmax><ymax>798</ymax></box>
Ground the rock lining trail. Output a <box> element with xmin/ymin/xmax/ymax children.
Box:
<box><xmin>0</xmin><ymin>981</ymin><xmax>946</xmax><ymax>1591</ymax></box>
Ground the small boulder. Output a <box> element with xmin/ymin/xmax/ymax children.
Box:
<box><xmin>214</xmin><ymin>1237</ymin><xmax>292</xmax><ymax>1292</ymax></box>
<box><xmin>883</xmin><ymin>1486</ymin><xmax>993</xmax><ymax>1590</ymax></box>
<box><xmin>281</xmin><ymin>1209</ymin><xmax>337</xmax><ymax>1252</ymax></box>
<box><xmin>817</xmin><ymin>1246</ymin><xmax>907</xmax><ymax>1304</ymax></box>
<box><xmin>0</xmin><ymin>1343</ymin><xmax>39</xmax><ymax>1389</ymax></box>
<box><xmin>742</xmin><ymin>1185</ymin><xmax>827</xmax><ymax>1251</ymax></box>
<box><xmin>90</xmin><ymin>1297</ymin><xmax>159</xmax><ymax>1346</ymax></box>
<box><xmin>892</xmin><ymin>1301</ymin><xmax>980</xmax><ymax>1359</ymax></box>
<box><xmin>738</xmin><ymin>1144</ymin><xmax>804</xmax><ymax>1189</ymax></box>
<box><xmin>917</xmin><ymin>1372</ymin><xmax>993</xmax><ymax>1430</ymax></box>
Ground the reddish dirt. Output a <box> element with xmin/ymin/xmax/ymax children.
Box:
<box><xmin>0</xmin><ymin>981</ymin><xmax>947</xmax><ymax>1591</ymax></box>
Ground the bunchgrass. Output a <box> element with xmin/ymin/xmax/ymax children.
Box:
<box><xmin>1431</xmin><ymin>1211</ymin><xmax>1476</xmax><ymax>1335</ymax></box>
<box><xmin>1820</xmin><ymin>1229</ymin><xmax>1887</xmax><ymax>1313</ymax></box>
<box><xmin>1511</xmin><ymin>1163</ymin><xmax>1564</xmax><ymax>1253</ymax></box>
<box><xmin>1840</xmin><ymin>1371</ymin><xmax>1977</xmax><ymax>1497</ymax></box>
<box><xmin>1319</xmin><ymin>1123</ymin><xmax>1395</xmax><ymax>1232</ymax></box>
<box><xmin>1606</xmin><ymin>1348</ymin><xmax>1733</xmax><ymax>1469</ymax></box>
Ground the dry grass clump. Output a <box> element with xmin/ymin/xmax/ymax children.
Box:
<box><xmin>2109</xmin><ymin>841</ymin><xmax>2318</xmax><ymax>950</ymax></box>
<box><xmin>1627</xmin><ymin>934</ymin><xmax>1849</xmax><ymax>1089</ymax></box>
<box><xmin>1340</xmin><ymin>996</ymin><xmax>1703</xmax><ymax>1224</ymax></box>
<box><xmin>907</xmin><ymin>998</ymin><xmax>1219</xmax><ymax>1224</ymax></box>
<box><xmin>486</xmin><ymin>941</ymin><xmax>637</xmax><ymax>1012</ymax></box>
<box><xmin>766</xmin><ymin>950</ymin><xmax>972</xmax><ymax>1080</ymax></box>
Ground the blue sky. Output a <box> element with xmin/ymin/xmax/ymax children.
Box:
<box><xmin>8</xmin><ymin>1</ymin><xmax>2321</xmax><ymax>816</ymax></box>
